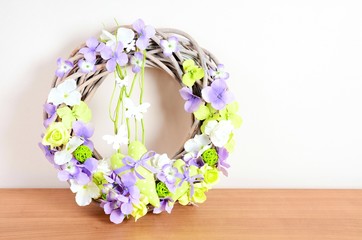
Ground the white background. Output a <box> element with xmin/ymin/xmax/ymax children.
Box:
<box><xmin>1</xmin><ymin>0</ymin><xmax>362</xmax><ymax>188</ymax></box>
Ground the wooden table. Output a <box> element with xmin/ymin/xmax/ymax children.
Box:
<box><xmin>0</xmin><ymin>189</ymin><xmax>361</xmax><ymax>239</ymax></box>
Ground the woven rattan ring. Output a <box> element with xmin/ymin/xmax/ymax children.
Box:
<box><xmin>40</xmin><ymin>19</ymin><xmax>241</xmax><ymax>224</ymax></box>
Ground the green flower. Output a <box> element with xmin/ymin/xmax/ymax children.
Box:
<box><xmin>203</xmin><ymin>167</ymin><xmax>219</xmax><ymax>185</ymax></box>
<box><xmin>56</xmin><ymin>101</ymin><xmax>92</xmax><ymax>129</ymax></box>
<box><xmin>182</xmin><ymin>59</ymin><xmax>205</xmax><ymax>87</ymax></box>
<box><xmin>156</xmin><ymin>182</ymin><xmax>170</xmax><ymax>198</ymax></box>
<box><xmin>92</xmin><ymin>172</ymin><xmax>108</xmax><ymax>188</ymax></box>
<box><xmin>192</xmin><ymin>184</ymin><xmax>208</xmax><ymax>203</ymax></box>
<box><xmin>219</xmin><ymin>102</ymin><xmax>242</xmax><ymax>129</ymax></box>
<box><xmin>132</xmin><ymin>194</ymin><xmax>149</xmax><ymax>221</ymax></box>
<box><xmin>201</xmin><ymin>148</ymin><xmax>219</xmax><ymax>166</ymax></box>
<box><xmin>73</xmin><ymin>145</ymin><xmax>92</xmax><ymax>163</ymax></box>
<box><xmin>42</xmin><ymin>122</ymin><xmax>70</xmax><ymax>148</ymax></box>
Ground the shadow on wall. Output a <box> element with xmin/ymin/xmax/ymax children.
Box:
<box><xmin>3</xmin><ymin>51</ymin><xmax>191</xmax><ymax>187</ymax></box>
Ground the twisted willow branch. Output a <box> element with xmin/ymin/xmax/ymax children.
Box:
<box><xmin>44</xmin><ymin>27</ymin><xmax>219</xmax><ymax>160</ymax></box>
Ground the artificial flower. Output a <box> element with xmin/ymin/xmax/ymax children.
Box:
<box><xmin>100</xmin><ymin>27</ymin><xmax>135</xmax><ymax>52</ymax></box>
<box><xmin>72</xmin><ymin>121</ymin><xmax>94</xmax><ymax>149</ymax></box>
<box><xmin>103</xmin><ymin>124</ymin><xmax>129</xmax><ymax>150</ymax></box>
<box><xmin>47</xmin><ymin>79</ymin><xmax>81</xmax><ymax>106</ymax></box>
<box><xmin>132</xmin><ymin>19</ymin><xmax>155</xmax><ymax>50</ymax></box>
<box><xmin>124</xmin><ymin>98</ymin><xmax>150</xmax><ymax>121</ymax></box>
<box><xmin>78</xmin><ymin>59</ymin><xmax>96</xmax><ymax>73</ymax></box>
<box><xmin>55</xmin><ymin>58</ymin><xmax>73</xmax><ymax>78</ymax></box>
<box><xmin>183</xmin><ymin>134</ymin><xmax>211</xmax><ymax>161</ymax></box>
<box><xmin>79</xmin><ymin>37</ymin><xmax>102</xmax><ymax>61</ymax></box>
<box><xmin>217</xmin><ymin>147</ymin><xmax>230</xmax><ymax>176</ymax></box>
<box><xmin>156</xmin><ymin>164</ymin><xmax>179</xmax><ymax>192</ymax></box>
<box><xmin>43</xmin><ymin>103</ymin><xmax>57</xmax><ymax>127</ymax></box>
<box><xmin>200</xmin><ymin>165</ymin><xmax>220</xmax><ymax>185</ymax></box>
<box><xmin>179</xmin><ymin>87</ymin><xmax>202</xmax><ymax>113</ymax></box>
<box><xmin>151</xmin><ymin>153</ymin><xmax>172</xmax><ymax>170</ymax></box>
<box><xmin>204</xmin><ymin>120</ymin><xmax>233</xmax><ymax>147</ymax></box>
<box><xmin>100</xmin><ymin>43</ymin><xmax>128</xmax><ymax>72</ymax></box>
<box><xmin>156</xmin><ymin>181</ymin><xmax>170</xmax><ymax>198</ymax></box>
<box><xmin>70</xmin><ymin>179</ymin><xmax>101</xmax><ymax>206</ymax></box>
<box><xmin>181</xmin><ymin>59</ymin><xmax>204</xmax><ymax>87</ymax></box>
<box><xmin>130</xmin><ymin>52</ymin><xmax>144</xmax><ymax>73</ymax></box>
<box><xmin>219</xmin><ymin>102</ymin><xmax>243</xmax><ymax>129</ymax></box>
<box><xmin>209</xmin><ymin>64</ymin><xmax>229</xmax><ymax>80</ymax></box>
<box><xmin>42</xmin><ymin>122</ymin><xmax>70</xmax><ymax>148</ymax></box>
<box><xmin>153</xmin><ymin>198</ymin><xmax>174</xmax><ymax>214</ymax></box>
<box><xmin>57</xmin><ymin>101</ymin><xmax>92</xmax><ymax>129</ymax></box>
<box><xmin>54</xmin><ymin>136</ymin><xmax>83</xmax><ymax>165</ymax></box>
<box><xmin>132</xmin><ymin>194</ymin><xmax>149</xmax><ymax>221</ymax></box>
<box><xmin>160</xmin><ymin>36</ymin><xmax>179</xmax><ymax>57</ymax></box>
<box><xmin>96</xmin><ymin>158</ymin><xmax>112</xmax><ymax>175</ymax></box>
<box><xmin>58</xmin><ymin>159</ymin><xmax>90</xmax><ymax>185</ymax></box>
<box><xmin>201</xmin><ymin>79</ymin><xmax>234</xmax><ymax>110</ymax></box>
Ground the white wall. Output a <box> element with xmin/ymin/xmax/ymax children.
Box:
<box><xmin>1</xmin><ymin>0</ymin><xmax>362</xmax><ymax>188</ymax></box>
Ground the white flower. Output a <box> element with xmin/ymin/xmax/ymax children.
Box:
<box><xmin>184</xmin><ymin>134</ymin><xmax>211</xmax><ymax>160</ymax></box>
<box><xmin>100</xmin><ymin>27</ymin><xmax>135</xmax><ymax>52</ymax></box>
<box><xmin>151</xmin><ymin>153</ymin><xmax>172</xmax><ymax>170</ymax></box>
<box><xmin>160</xmin><ymin>36</ymin><xmax>179</xmax><ymax>57</ymax></box>
<box><xmin>54</xmin><ymin>137</ymin><xmax>84</xmax><ymax>165</ymax></box>
<box><xmin>115</xmin><ymin>75</ymin><xmax>129</xmax><ymax>88</ymax></box>
<box><xmin>204</xmin><ymin>120</ymin><xmax>234</xmax><ymax>147</ymax></box>
<box><xmin>78</xmin><ymin>59</ymin><xmax>95</xmax><ymax>73</ymax></box>
<box><xmin>124</xmin><ymin>98</ymin><xmax>150</xmax><ymax>121</ymax></box>
<box><xmin>96</xmin><ymin>158</ymin><xmax>112</xmax><ymax>175</ymax></box>
<box><xmin>70</xmin><ymin>180</ymin><xmax>101</xmax><ymax>206</ymax></box>
<box><xmin>102</xmin><ymin>124</ymin><xmax>129</xmax><ymax>150</ymax></box>
<box><xmin>47</xmin><ymin>79</ymin><xmax>81</xmax><ymax>106</ymax></box>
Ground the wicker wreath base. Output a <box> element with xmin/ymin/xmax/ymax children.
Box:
<box><xmin>40</xmin><ymin>19</ymin><xmax>240</xmax><ymax>224</ymax></box>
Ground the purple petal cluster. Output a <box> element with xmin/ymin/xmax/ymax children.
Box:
<box><xmin>130</xmin><ymin>52</ymin><xmax>144</xmax><ymax>73</ymax></box>
<box><xmin>153</xmin><ymin>198</ymin><xmax>174</xmax><ymax>214</ymax></box>
<box><xmin>201</xmin><ymin>79</ymin><xmax>234</xmax><ymax>110</ymax></box>
<box><xmin>58</xmin><ymin>158</ymin><xmax>98</xmax><ymax>184</ymax></box>
<box><xmin>156</xmin><ymin>164</ymin><xmax>179</xmax><ymax>192</ymax></box>
<box><xmin>99</xmin><ymin>43</ymin><xmax>128</xmax><ymax>72</ymax></box>
<box><xmin>72</xmin><ymin>121</ymin><xmax>94</xmax><ymax>150</ymax></box>
<box><xmin>55</xmin><ymin>58</ymin><xmax>73</xmax><ymax>78</ymax></box>
<box><xmin>179</xmin><ymin>87</ymin><xmax>202</xmax><ymax>113</ymax></box>
<box><xmin>43</xmin><ymin>103</ymin><xmax>57</xmax><ymax>127</ymax></box>
<box><xmin>132</xmin><ymin>19</ymin><xmax>155</xmax><ymax>50</ymax></box>
<box><xmin>101</xmin><ymin>172</ymin><xmax>141</xmax><ymax>224</ymax></box>
<box><xmin>217</xmin><ymin>147</ymin><xmax>230</xmax><ymax>176</ymax></box>
<box><xmin>79</xmin><ymin>37</ymin><xmax>102</xmax><ymax>61</ymax></box>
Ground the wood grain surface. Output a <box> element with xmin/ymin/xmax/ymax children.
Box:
<box><xmin>0</xmin><ymin>189</ymin><xmax>361</xmax><ymax>240</ymax></box>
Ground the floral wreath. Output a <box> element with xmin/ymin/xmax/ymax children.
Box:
<box><xmin>40</xmin><ymin>19</ymin><xmax>242</xmax><ymax>224</ymax></box>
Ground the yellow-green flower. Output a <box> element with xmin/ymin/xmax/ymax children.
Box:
<box><xmin>192</xmin><ymin>183</ymin><xmax>208</xmax><ymax>203</ymax></box>
<box><xmin>42</xmin><ymin>122</ymin><xmax>70</xmax><ymax>148</ymax></box>
<box><xmin>182</xmin><ymin>59</ymin><xmax>204</xmax><ymax>87</ymax></box>
<box><xmin>132</xmin><ymin>194</ymin><xmax>149</xmax><ymax>221</ymax></box>
<box><xmin>202</xmin><ymin>166</ymin><xmax>220</xmax><ymax>185</ymax></box>
<box><xmin>92</xmin><ymin>172</ymin><xmax>108</xmax><ymax>189</ymax></box>
<box><xmin>57</xmin><ymin>101</ymin><xmax>92</xmax><ymax>129</ymax></box>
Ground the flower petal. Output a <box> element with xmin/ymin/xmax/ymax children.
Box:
<box><xmin>110</xmin><ymin>209</ymin><xmax>125</xmax><ymax>224</ymax></box>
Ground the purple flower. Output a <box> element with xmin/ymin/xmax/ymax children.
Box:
<box><xmin>130</xmin><ymin>52</ymin><xmax>144</xmax><ymax>73</ymax></box>
<box><xmin>101</xmin><ymin>172</ymin><xmax>140</xmax><ymax>224</ymax></box>
<box><xmin>79</xmin><ymin>37</ymin><xmax>101</xmax><ymax>61</ymax></box>
<box><xmin>179</xmin><ymin>87</ymin><xmax>202</xmax><ymax>113</ymax></box>
<box><xmin>100</xmin><ymin>43</ymin><xmax>128</xmax><ymax>72</ymax></box>
<box><xmin>201</xmin><ymin>79</ymin><xmax>234</xmax><ymax>110</ymax></box>
<box><xmin>217</xmin><ymin>147</ymin><xmax>230</xmax><ymax>176</ymax></box>
<box><xmin>209</xmin><ymin>64</ymin><xmax>229</xmax><ymax>80</ymax></box>
<box><xmin>132</xmin><ymin>19</ymin><xmax>155</xmax><ymax>50</ymax></box>
<box><xmin>58</xmin><ymin>158</ymin><xmax>93</xmax><ymax>185</ymax></box>
<box><xmin>160</xmin><ymin>36</ymin><xmax>179</xmax><ymax>57</ymax></box>
<box><xmin>157</xmin><ymin>164</ymin><xmax>179</xmax><ymax>192</ymax></box>
<box><xmin>78</xmin><ymin>59</ymin><xmax>96</xmax><ymax>73</ymax></box>
<box><xmin>55</xmin><ymin>58</ymin><xmax>73</xmax><ymax>78</ymax></box>
<box><xmin>38</xmin><ymin>143</ymin><xmax>59</xmax><ymax>168</ymax></box>
<box><xmin>43</xmin><ymin>103</ymin><xmax>57</xmax><ymax>127</ymax></box>
<box><xmin>153</xmin><ymin>198</ymin><xmax>174</xmax><ymax>214</ymax></box>
<box><xmin>72</xmin><ymin>121</ymin><xmax>94</xmax><ymax>150</ymax></box>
